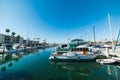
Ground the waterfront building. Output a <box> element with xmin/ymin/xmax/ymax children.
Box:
<box><xmin>0</xmin><ymin>33</ymin><xmax>24</xmax><ymax>44</ymax></box>
<box><xmin>23</xmin><ymin>39</ymin><xmax>39</xmax><ymax>47</ymax></box>
<box><xmin>0</xmin><ymin>33</ymin><xmax>5</xmax><ymax>44</ymax></box>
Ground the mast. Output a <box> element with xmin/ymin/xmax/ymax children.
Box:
<box><xmin>93</xmin><ymin>26</ymin><xmax>96</xmax><ymax>45</ymax></box>
<box><xmin>67</xmin><ymin>33</ymin><xmax>70</xmax><ymax>44</ymax></box>
<box><xmin>114</xmin><ymin>29</ymin><xmax>120</xmax><ymax>52</ymax></box>
<box><xmin>108</xmin><ymin>13</ymin><xmax>114</xmax><ymax>52</ymax></box>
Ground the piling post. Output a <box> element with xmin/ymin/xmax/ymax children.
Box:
<box><xmin>106</xmin><ymin>47</ymin><xmax>109</xmax><ymax>58</ymax></box>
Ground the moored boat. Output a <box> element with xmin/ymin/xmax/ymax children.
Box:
<box><xmin>0</xmin><ymin>44</ymin><xmax>17</xmax><ymax>53</ymax></box>
<box><xmin>50</xmin><ymin>45</ymin><xmax>100</xmax><ymax>61</ymax></box>
<box><xmin>96</xmin><ymin>59</ymin><xmax>116</xmax><ymax>65</ymax></box>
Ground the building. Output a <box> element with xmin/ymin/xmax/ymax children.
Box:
<box><xmin>0</xmin><ymin>33</ymin><xmax>5</xmax><ymax>44</ymax></box>
<box><xmin>23</xmin><ymin>39</ymin><xmax>39</xmax><ymax>46</ymax></box>
<box><xmin>0</xmin><ymin>33</ymin><xmax>24</xmax><ymax>44</ymax></box>
<box><xmin>0</xmin><ymin>33</ymin><xmax>39</xmax><ymax>47</ymax></box>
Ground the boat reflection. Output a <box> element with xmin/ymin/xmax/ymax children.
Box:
<box><xmin>50</xmin><ymin>61</ymin><xmax>102</xmax><ymax>80</ymax></box>
<box><xmin>50</xmin><ymin>61</ymin><xmax>120</xmax><ymax>80</ymax></box>
<box><xmin>0</xmin><ymin>49</ymin><xmax>39</xmax><ymax>72</ymax></box>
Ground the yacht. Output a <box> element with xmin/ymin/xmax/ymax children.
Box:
<box><xmin>50</xmin><ymin>45</ymin><xmax>100</xmax><ymax>61</ymax></box>
<box><xmin>0</xmin><ymin>44</ymin><xmax>17</xmax><ymax>53</ymax></box>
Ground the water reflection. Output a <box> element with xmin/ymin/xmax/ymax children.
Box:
<box><xmin>90</xmin><ymin>65</ymin><xmax>120</xmax><ymax>80</ymax></box>
<box><xmin>49</xmin><ymin>61</ymin><xmax>102</xmax><ymax>80</ymax></box>
<box><xmin>0</xmin><ymin>49</ymin><xmax>39</xmax><ymax>72</ymax></box>
<box><xmin>49</xmin><ymin>61</ymin><xmax>120</xmax><ymax>80</ymax></box>
<box><xmin>0</xmin><ymin>48</ymin><xmax>120</xmax><ymax>80</ymax></box>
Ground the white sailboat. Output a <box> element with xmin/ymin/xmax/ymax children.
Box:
<box><xmin>96</xmin><ymin>13</ymin><xmax>119</xmax><ymax>64</ymax></box>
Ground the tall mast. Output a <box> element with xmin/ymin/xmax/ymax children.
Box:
<box><xmin>114</xmin><ymin>29</ymin><xmax>120</xmax><ymax>52</ymax></box>
<box><xmin>93</xmin><ymin>26</ymin><xmax>96</xmax><ymax>45</ymax></box>
<box><xmin>108</xmin><ymin>13</ymin><xmax>114</xmax><ymax>51</ymax></box>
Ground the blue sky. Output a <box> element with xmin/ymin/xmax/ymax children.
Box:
<box><xmin>0</xmin><ymin>0</ymin><xmax>120</xmax><ymax>43</ymax></box>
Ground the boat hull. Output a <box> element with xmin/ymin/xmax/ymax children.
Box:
<box><xmin>96</xmin><ymin>59</ymin><xmax>116</xmax><ymax>64</ymax></box>
<box><xmin>78</xmin><ymin>54</ymin><xmax>99</xmax><ymax>60</ymax></box>
<box><xmin>54</xmin><ymin>56</ymin><xmax>78</xmax><ymax>61</ymax></box>
<box><xmin>53</xmin><ymin>54</ymin><xmax>99</xmax><ymax>61</ymax></box>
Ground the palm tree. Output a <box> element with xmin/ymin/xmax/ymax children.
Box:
<box><xmin>5</xmin><ymin>29</ymin><xmax>10</xmax><ymax>43</ymax></box>
<box><xmin>11</xmin><ymin>32</ymin><xmax>16</xmax><ymax>43</ymax></box>
<box><xmin>17</xmin><ymin>35</ymin><xmax>20</xmax><ymax>38</ymax></box>
<box><xmin>12</xmin><ymin>32</ymin><xmax>16</xmax><ymax>36</ymax></box>
<box><xmin>5</xmin><ymin>29</ymin><xmax>10</xmax><ymax>35</ymax></box>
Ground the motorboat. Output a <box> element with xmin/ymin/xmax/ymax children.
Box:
<box><xmin>50</xmin><ymin>45</ymin><xmax>100</xmax><ymax>61</ymax></box>
<box><xmin>0</xmin><ymin>44</ymin><xmax>17</xmax><ymax>53</ymax></box>
<box><xmin>96</xmin><ymin>59</ymin><xmax>116</xmax><ymax>64</ymax></box>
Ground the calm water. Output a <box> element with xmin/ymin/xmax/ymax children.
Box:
<box><xmin>0</xmin><ymin>48</ymin><xmax>120</xmax><ymax>80</ymax></box>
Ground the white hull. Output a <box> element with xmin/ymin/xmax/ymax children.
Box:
<box><xmin>0</xmin><ymin>49</ymin><xmax>8</xmax><ymax>53</ymax></box>
<box><xmin>8</xmin><ymin>49</ymin><xmax>17</xmax><ymax>53</ymax></box>
<box><xmin>96</xmin><ymin>59</ymin><xmax>116</xmax><ymax>64</ymax></box>
<box><xmin>78</xmin><ymin>54</ymin><xmax>99</xmax><ymax>60</ymax></box>
<box><xmin>0</xmin><ymin>49</ymin><xmax>17</xmax><ymax>53</ymax></box>
<box><xmin>54</xmin><ymin>56</ymin><xmax>78</xmax><ymax>60</ymax></box>
<box><xmin>54</xmin><ymin>53</ymin><xmax>99</xmax><ymax>61</ymax></box>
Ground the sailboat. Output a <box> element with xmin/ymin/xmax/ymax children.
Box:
<box><xmin>96</xmin><ymin>13</ymin><xmax>119</xmax><ymax>64</ymax></box>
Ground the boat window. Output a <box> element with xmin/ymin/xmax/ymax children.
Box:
<box><xmin>74</xmin><ymin>48</ymin><xmax>76</xmax><ymax>51</ymax></box>
<box><xmin>80</xmin><ymin>48</ymin><xmax>82</xmax><ymax>51</ymax></box>
<box><xmin>71</xmin><ymin>48</ymin><xmax>82</xmax><ymax>51</ymax></box>
<box><xmin>83</xmin><ymin>48</ymin><xmax>85</xmax><ymax>51</ymax></box>
<box><xmin>78</xmin><ymin>48</ymin><xmax>79</xmax><ymax>51</ymax></box>
<box><xmin>71</xmin><ymin>48</ymin><xmax>75</xmax><ymax>51</ymax></box>
<box><xmin>86</xmin><ymin>48</ymin><xmax>89</xmax><ymax>51</ymax></box>
<box><xmin>80</xmin><ymin>48</ymin><xmax>89</xmax><ymax>51</ymax></box>
<box><xmin>77</xmin><ymin>48</ymin><xmax>79</xmax><ymax>51</ymax></box>
<box><xmin>79</xmin><ymin>48</ymin><xmax>81</xmax><ymax>51</ymax></box>
<box><xmin>76</xmin><ymin>48</ymin><xmax>78</xmax><ymax>51</ymax></box>
<box><xmin>71</xmin><ymin>49</ymin><xmax>74</xmax><ymax>51</ymax></box>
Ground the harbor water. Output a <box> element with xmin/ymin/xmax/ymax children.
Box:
<box><xmin>0</xmin><ymin>48</ymin><xmax>120</xmax><ymax>80</ymax></box>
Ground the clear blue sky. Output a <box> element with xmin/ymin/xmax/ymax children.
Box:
<box><xmin>0</xmin><ymin>0</ymin><xmax>120</xmax><ymax>43</ymax></box>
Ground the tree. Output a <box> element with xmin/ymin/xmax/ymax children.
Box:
<box><xmin>17</xmin><ymin>35</ymin><xmax>20</xmax><ymax>39</ymax></box>
<box><xmin>11</xmin><ymin>32</ymin><xmax>16</xmax><ymax>43</ymax></box>
<box><xmin>5</xmin><ymin>29</ymin><xmax>10</xmax><ymax>35</ymax></box>
<box><xmin>5</xmin><ymin>29</ymin><xmax>10</xmax><ymax>43</ymax></box>
<box><xmin>11</xmin><ymin>32</ymin><xmax>16</xmax><ymax>36</ymax></box>
<box><xmin>16</xmin><ymin>35</ymin><xmax>21</xmax><ymax>43</ymax></box>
